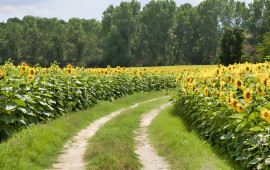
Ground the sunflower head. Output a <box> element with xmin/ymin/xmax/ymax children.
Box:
<box><xmin>27</xmin><ymin>74</ymin><xmax>34</xmax><ymax>81</ymax></box>
<box><xmin>0</xmin><ymin>72</ymin><xmax>4</xmax><ymax>80</ymax></box>
<box><xmin>107</xmin><ymin>65</ymin><xmax>111</xmax><ymax>69</ymax></box>
<box><xmin>257</xmin><ymin>65</ymin><xmax>262</xmax><ymax>72</ymax></box>
<box><xmin>235</xmin><ymin>78</ymin><xmax>243</xmax><ymax>89</ymax></box>
<box><xmin>261</xmin><ymin>108</ymin><xmax>270</xmax><ymax>122</ymax></box>
<box><xmin>67</xmin><ymin>68</ymin><xmax>72</xmax><ymax>74</ymax></box>
<box><xmin>29</xmin><ymin>68</ymin><xmax>36</xmax><ymax>76</ymax></box>
<box><xmin>236</xmin><ymin>103</ymin><xmax>244</xmax><ymax>113</ymax></box>
<box><xmin>204</xmin><ymin>87</ymin><xmax>209</xmax><ymax>97</ymax></box>
<box><xmin>21</xmin><ymin>62</ymin><xmax>27</xmax><ymax>67</ymax></box>
<box><xmin>231</xmin><ymin>98</ymin><xmax>238</xmax><ymax>111</ymax></box>
<box><xmin>262</xmin><ymin>77</ymin><xmax>268</xmax><ymax>86</ymax></box>
<box><xmin>243</xmin><ymin>89</ymin><xmax>252</xmax><ymax>104</ymax></box>
<box><xmin>256</xmin><ymin>86</ymin><xmax>265</xmax><ymax>96</ymax></box>
<box><xmin>244</xmin><ymin>66</ymin><xmax>250</xmax><ymax>73</ymax></box>
<box><xmin>67</xmin><ymin>64</ymin><xmax>72</xmax><ymax>69</ymax></box>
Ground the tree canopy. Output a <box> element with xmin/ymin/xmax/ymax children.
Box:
<box><xmin>0</xmin><ymin>0</ymin><xmax>270</xmax><ymax>67</ymax></box>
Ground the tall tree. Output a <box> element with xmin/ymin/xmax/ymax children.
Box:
<box><xmin>140</xmin><ymin>0</ymin><xmax>176</xmax><ymax>66</ymax></box>
<box><xmin>219</xmin><ymin>27</ymin><xmax>246</xmax><ymax>66</ymax></box>
<box><xmin>174</xmin><ymin>3</ymin><xmax>200</xmax><ymax>64</ymax></box>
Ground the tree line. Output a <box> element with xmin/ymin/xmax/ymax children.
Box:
<box><xmin>0</xmin><ymin>0</ymin><xmax>270</xmax><ymax>67</ymax></box>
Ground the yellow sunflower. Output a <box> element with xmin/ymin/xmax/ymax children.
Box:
<box><xmin>27</xmin><ymin>74</ymin><xmax>34</xmax><ymax>81</ymax></box>
<box><xmin>0</xmin><ymin>72</ymin><xmax>4</xmax><ymax>79</ymax></box>
<box><xmin>236</xmin><ymin>103</ymin><xmax>244</xmax><ymax>113</ymax></box>
<box><xmin>230</xmin><ymin>98</ymin><xmax>238</xmax><ymax>111</ymax></box>
<box><xmin>262</xmin><ymin>77</ymin><xmax>268</xmax><ymax>87</ymax></box>
<box><xmin>261</xmin><ymin>108</ymin><xmax>270</xmax><ymax>122</ymax></box>
<box><xmin>243</xmin><ymin>89</ymin><xmax>252</xmax><ymax>104</ymax></box>
<box><xmin>235</xmin><ymin>78</ymin><xmax>243</xmax><ymax>90</ymax></box>
<box><xmin>67</xmin><ymin>68</ymin><xmax>72</xmax><ymax>74</ymax></box>
<box><xmin>204</xmin><ymin>87</ymin><xmax>209</xmax><ymax>97</ymax></box>
<box><xmin>256</xmin><ymin>86</ymin><xmax>265</xmax><ymax>96</ymax></box>
<box><xmin>28</xmin><ymin>68</ymin><xmax>36</xmax><ymax>76</ymax></box>
<box><xmin>21</xmin><ymin>62</ymin><xmax>27</xmax><ymax>67</ymax></box>
<box><xmin>67</xmin><ymin>64</ymin><xmax>72</xmax><ymax>69</ymax></box>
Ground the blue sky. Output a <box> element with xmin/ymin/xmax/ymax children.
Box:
<box><xmin>0</xmin><ymin>0</ymin><xmax>253</xmax><ymax>22</ymax></box>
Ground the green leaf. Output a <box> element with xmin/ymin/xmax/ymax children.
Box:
<box><xmin>13</xmin><ymin>99</ymin><xmax>26</xmax><ymax>107</ymax></box>
<box><xmin>248</xmin><ymin>157</ymin><xmax>262</xmax><ymax>165</ymax></box>
<box><xmin>265</xmin><ymin>158</ymin><xmax>270</xmax><ymax>165</ymax></box>
<box><xmin>248</xmin><ymin>112</ymin><xmax>256</xmax><ymax>121</ymax></box>
<box><xmin>1</xmin><ymin>102</ymin><xmax>17</xmax><ymax>111</ymax></box>
<box><xmin>18</xmin><ymin>107</ymin><xmax>35</xmax><ymax>116</ymax></box>
<box><xmin>236</xmin><ymin>150</ymin><xmax>250</xmax><ymax>160</ymax></box>
<box><xmin>221</xmin><ymin>131</ymin><xmax>233</xmax><ymax>140</ymax></box>
<box><xmin>250</xmin><ymin>126</ymin><xmax>264</xmax><ymax>132</ymax></box>
<box><xmin>230</xmin><ymin>113</ymin><xmax>245</xmax><ymax>119</ymax></box>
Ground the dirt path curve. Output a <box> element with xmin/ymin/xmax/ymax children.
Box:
<box><xmin>134</xmin><ymin>102</ymin><xmax>172</xmax><ymax>170</ymax></box>
<box><xmin>50</xmin><ymin>96</ymin><xmax>169</xmax><ymax>170</ymax></box>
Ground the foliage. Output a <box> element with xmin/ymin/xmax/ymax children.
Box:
<box><xmin>256</xmin><ymin>32</ymin><xmax>270</xmax><ymax>62</ymax></box>
<box><xmin>1</xmin><ymin>0</ymin><xmax>270</xmax><ymax>66</ymax></box>
<box><xmin>219</xmin><ymin>27</ymin><xmax>246</xmax><ymax>66</ymax></box>
<box><xmin>172</xmin><ymin>62</ymin><xmax>270</xmax><ymax>169</ymax></box>
<box><xmin>0</xmin><ymin>62</ymin><xmax>176</xmax><ymax>141</ymax></box>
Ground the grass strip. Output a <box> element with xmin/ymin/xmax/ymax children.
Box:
<box><xmin>83</xmin><ymin>97</ymin><xmax>170</xmax><ymax>170</ymax></box>
<box><xmin>148</xmin><ymin>105</ymin><xmax>238</xmax><ymax>170</ymax></box>
<box><xmin>0</xmin><ymin>91</ymin><xmax>168</xmax><ymax>170</ymax></box>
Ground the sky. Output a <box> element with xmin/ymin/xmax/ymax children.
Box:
<box><xmin>0</xmin><ymin>0</ymin><xmax>254</xmax><ymax>23</ymax></box>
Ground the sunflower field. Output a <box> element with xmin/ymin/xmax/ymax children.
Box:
<box><xmin>2</xmin><ymin>61</ymin><xmax>270</xmax><ymax>169</ymax></box>
<box><xmin>0</xmin><ymin>61</ymin><xmax>177</xmax><ymax>141</ymax></box>
<box><xmin>173</xmin><ymin>62</ymin><xmax>270</xmax><ymax>169</ymax></box>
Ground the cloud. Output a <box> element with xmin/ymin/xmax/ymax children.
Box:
<box><xmin>0</xmin><ymin>0</ymin><xmax>47</xmax><ymax>6</ymax></box>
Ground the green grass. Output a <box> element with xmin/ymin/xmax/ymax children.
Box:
<box><xmin>0</xmin><ymin>91</ymin><xmax>168</xmax><ymax>170</ymax></box>
<box><xmin>149</xmin><ymin>105</ymin><xmax>238</xmax><ymax>170</ymax></box>
<box><xmin>84</xmin><ymin>97</ymin><xmax>170</xmax><ymax>170</ymax></box>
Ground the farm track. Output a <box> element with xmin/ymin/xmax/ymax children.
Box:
<box><xmin>134</xmin><ymin>103</ymin><xmax>172</xmax><ymax>170</ymax></box>
<box><xmin>50</xmin><ymin>96</ymin><xmax>169</xmax><ymax>170</ymax></box>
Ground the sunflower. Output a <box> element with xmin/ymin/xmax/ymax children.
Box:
<box><xmin>21</xmin><ymin>62</ymin><xmax>27</xmax><ymax>67</ymax></box>
<box><xmin>226</xmin><ymin>97</ymin><xmax>229</xmax><ymax>106</ymax></box>
<box><xmin>244</xmin><ymin>66</ymin><xmax>250</xmax><ymax>73</ymax></box>
<box><xmin>204</xmin><ymin>87</ymin><xmax>209</xmax><ymax>96</ymax></box>
<box><xmin>219</xmin><ymin>90</ymin><xmax>225</xmax><ymax>96</ymax></box>
<box><xmin>261</xmin><ymin>108</ymin><xmax>270</xmax><ymax>122</ymax></box>
<box><xmin>236</xmin><ymin>103</ymin><xmax>244</xmax><ymax>113</ymax></box>
<box><xmin>139</xmin><ymin>71</ymin><xmax>143</xmax><ymax>76</ymax></box>
<box><xmin>29</xmin><ymin>68</ymin><xmax>36</xmax><ymax>76</ymax></box>
<box><xmin>262</xmin><ymin>77</ymin><xmax>268</xmax><ymax>87</ymax></box>
<box><xmin>107</xmin><ymin>65</ymin><xmax>111</xmax><ymax>69</ymax></box>
<box><xmin>88</xmin><ymin>68</ymin><xmax>92</xmax><ymax>73</ymax></box>
<box><xmin>67</xmin><ymin>68</ymin><xmax>72</xmax><ymax>74</ymax></box>
<box><xmin>243</xmin><ymin>89</ymin><xmax>252</xmax><ymax>104</ymax></box>
<box><xmin>0</xmin><ymin>72</ymin><xmax>3</xmax><ymax>80</ymax></box>
<box><xmin>229</xmin><ymin>91</ymin><xmax>234</xmax><ymax>99</ymax></box>
<box><xmin>67</xmin><ymin>64</ymin><xmax>72</xmax><ymax>69</ymax></box>
<box><xmin>27</xmin><ymin>74</ymin><xmax>34</xmax><ymax>81</ymax></box>
<box><xmin>183</xmin><ymin>89</ymin><xmax>188</xmax><ymax>96</ymax></box>
<box><xmin>116</xmin><ymin>66</ymin><xmax>121</xmax><ymax>70</ymax></box>
<box><xmin>230</xmin><ymin>98</ymin><xmax>238</xmax><ymax>111</ymax></box>
<box><xmin>256</xmin><ymin>86</ymin><xmax>265</xmax><ymax>96</ymax></box>
<box><xmin>257</xmin><ymin>65</ymin><xmax>262</xmax><ymax>72</ymax></box>
<box><xmin>235</xmin><ymin>78</ymin><xmax>243</xmax><ymax>89</ymax></box>
<box><xmin>212</xmin><ymin>89</ymin><xmax>219</xmax><ymax>97</ymax></box>
<box><xmin>21</xmin><ymin>66</ymin><xmax>26</xmax><ymax>72</ymax></box>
